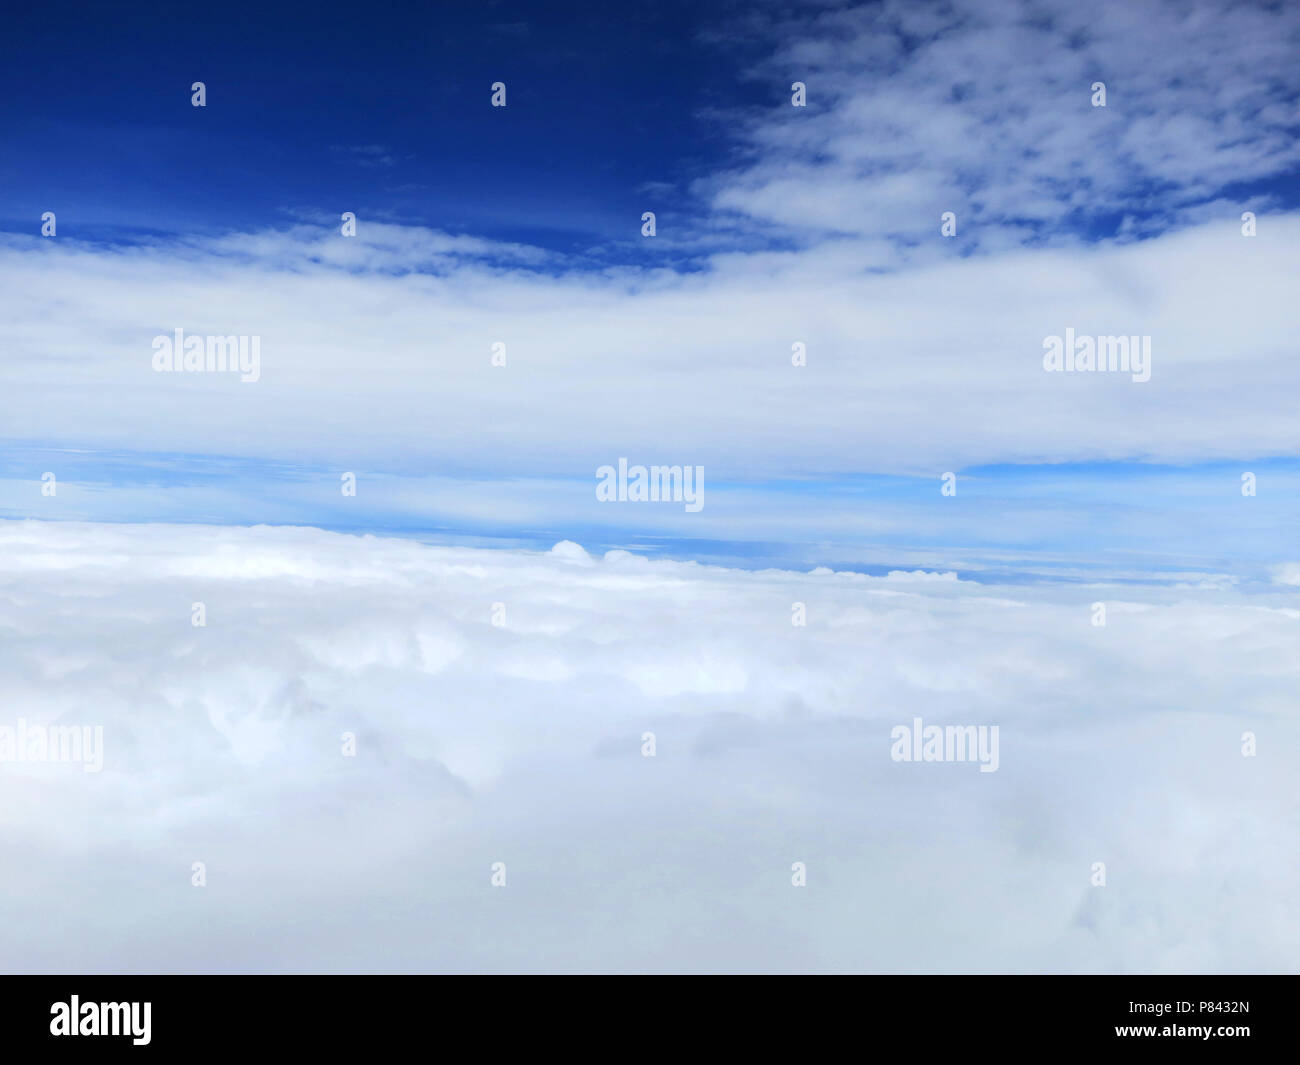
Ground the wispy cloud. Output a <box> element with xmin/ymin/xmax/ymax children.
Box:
<box><xmin>330</xmin><ymin>144</ymin><xmax>401</xmax><ymax>168</ymax></box>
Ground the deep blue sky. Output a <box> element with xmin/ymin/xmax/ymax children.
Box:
<box><xmin>0</xmin><ymin>0</ymin><xmax>772</xmax><ymax>252</ymax></box>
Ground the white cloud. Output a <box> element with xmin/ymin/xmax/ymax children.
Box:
<box><xmin>1271</xmin><ymin>563</ymin><xmax>1300</xmax><ymax>587</ymax></box>
<box><xmin>2</xmin><ymin>211</ymin><xmax>1298</xmax><ymax>485</ymax></box>
<box><xmin>707</xmin><ymin>0</ymin><xmax>1300</xmax><ymax>241</ymax></box>
<box><xmin>0</xmin><ymin>519</ymin><xmax>1295</xmax><ymax>972</ymax></box>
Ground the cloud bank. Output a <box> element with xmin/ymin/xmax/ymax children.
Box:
<box><xmin>1</xmin><ymin>520</ymin><xmax>1295</xmax><ymax>972</ymax></box>
<box><xmin>2</xmin><ymin>211</ymin><xmax>1298</xmax><ymax>487</ymax></box>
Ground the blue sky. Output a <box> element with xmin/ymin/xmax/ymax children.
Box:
<box><xmin>0</xmin><ymin>0</ymin><xmax>763</xmax><ymax>255</ymax></box>
<box><xmin>2</xmin><ymin>0</ymin><xmax>1299</xmax><ymax>583</ymax></box>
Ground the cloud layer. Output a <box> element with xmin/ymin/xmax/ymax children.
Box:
<box><xmin>1</xmin><ymin>520</ymin><xmax>1295</xmax><ymax>972</ymax></box>
<box><xmin>3</xmin><ymin>211</ymin><xmax>1298</xmax><ymax>486</ymax></box>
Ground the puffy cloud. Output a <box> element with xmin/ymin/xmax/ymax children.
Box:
<box><xmin>708</xmin><ymin>0</ymin><xmax>1300</xmax><ymax>240</ymax></box>
<box><xmin>0</xmin><ymin>520</ymin><xmax>1294</xmax><ymax>972</ymax></box>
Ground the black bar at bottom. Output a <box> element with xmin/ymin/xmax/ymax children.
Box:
<box><xmin>0</xmin><ymin>975</ymin><xmax>1289</xmax><ymax>1053</ymax></box>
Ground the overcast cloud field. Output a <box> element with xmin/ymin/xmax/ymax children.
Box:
<box><xmin>1</xmin><ymin>0</ymin><xmax>1298</xmax><ymax>975</ymax></box>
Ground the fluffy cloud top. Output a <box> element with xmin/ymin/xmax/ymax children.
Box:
<box><xmin>1</xmin><ymin>520</ymin><xmax>1295</xmax><ymax>972</ymax></box>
